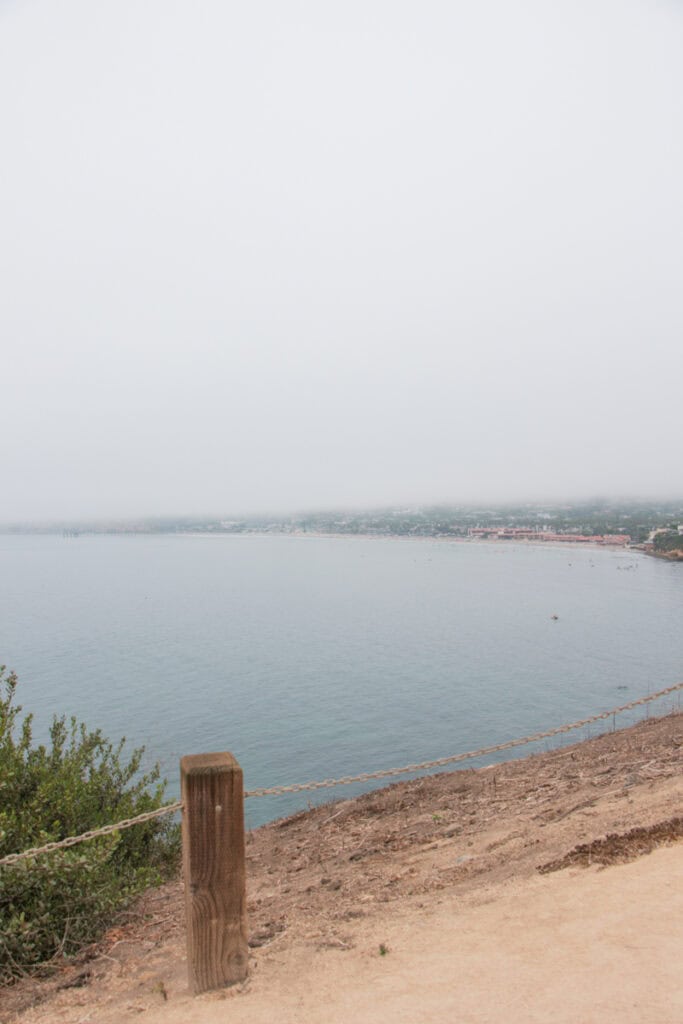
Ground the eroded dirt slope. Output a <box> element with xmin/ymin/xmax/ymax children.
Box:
<box><xmin>3</xmin><ymin>711</ymin><xmax>683</xmax><ymax>1023</ymax></box>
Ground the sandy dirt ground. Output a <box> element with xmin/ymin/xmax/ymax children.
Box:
<box><xmin>3</xmin><ymin>711</ymin><xmax>682</xmax><ymax>1024</ymax></box>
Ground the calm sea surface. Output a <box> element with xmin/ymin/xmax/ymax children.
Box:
<box><xmin>1</xmin><ymin>533</ymin><xmax>682</xmax><ymax>827</ymax></box>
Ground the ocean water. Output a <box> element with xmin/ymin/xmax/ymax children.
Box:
<box><xmin>1</xmin><ymin>533</ymin><xmax>681</xmax><ymax>827</ymax></box>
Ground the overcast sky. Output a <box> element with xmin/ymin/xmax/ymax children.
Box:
<box><xmin>1</xmin><ymin>0</ymin><xmax>682</xmax><ymax>522</ymax></box>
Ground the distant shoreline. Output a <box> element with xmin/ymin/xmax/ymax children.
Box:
<box><xmin>3</xmin><ymin>528</ymin><xmax>667</xmax><ymax>558</ymax></box>
<box><xmin>647</xmin><ymin>547</ymin><xmax>683</xmax><ymax>561</ymax></box>
<box><xmin>174</xmin><ymin>529</ymin><xmax>642</xmax><ymax>554</ymax></box>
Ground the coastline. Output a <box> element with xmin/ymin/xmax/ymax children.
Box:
<box><xmin>647</xmin><ymin>548</ymin><xmax>683</xmax><ymax>561</ymax></box>
<box><xmin>176</xmin><ymin>529</ymin><xmax>641</xmax><ymax>554</ymax></box>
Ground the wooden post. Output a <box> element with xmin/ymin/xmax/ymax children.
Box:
<box><xmin>180</xmin><ymin>752</ymin><xmax>248</xmax><ymax>994</ymax></box>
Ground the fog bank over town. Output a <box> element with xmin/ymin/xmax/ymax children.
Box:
<box><xmin>2</xmin><ymin>0</ymin><xmax>682</xmax><ymax>522</ymax></box>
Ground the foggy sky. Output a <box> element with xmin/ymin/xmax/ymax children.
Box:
<box><xmin>2</xmin><ymin>0</ymin><xmax>682</xmax><ymax>522</ymax></box>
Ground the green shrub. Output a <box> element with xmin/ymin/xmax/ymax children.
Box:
<box><xmin>0</xmin><ymin>666</ymin><xmax>180</xmax><ymax>983</ymax></box>
<box><xmin>653</xmin><ymin>530</ymin><xmax>683</xmax><ymax>553</ymax></box>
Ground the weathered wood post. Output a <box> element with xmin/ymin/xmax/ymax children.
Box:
<box><xmin>180</xmin><ymin>752</ymin><xmax>248</xmax><ymax>994</ymax></box>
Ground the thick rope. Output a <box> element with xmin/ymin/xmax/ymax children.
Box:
<box><xmin>243</xmin><ymin>682</ymin><xmax>683</xmax><ymax>796</ymax></box>
<box><xmin>0</xmin><ymin>802</ymin><xmax>183</xmax><ymax>867</ymax></box>
<box><xmin>2</xmin><ymin>681</ymin><xmax>681</xmax><ymax>866</ymax></box>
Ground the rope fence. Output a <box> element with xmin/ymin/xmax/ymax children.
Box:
<box><xmin>1</xmin><ymin>680</ymin><xmax>682</xmax><ymax>868</ymax></box>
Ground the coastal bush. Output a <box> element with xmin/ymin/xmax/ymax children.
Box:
<box><xmin>653</xmin><ymin>530</ymin><xmax>683</xmax><ymax>554</ymax></box>
<box><xmin>0</xmin><ymin>666</ymin><xmax>180</xmax><ymax>983</ymax></box>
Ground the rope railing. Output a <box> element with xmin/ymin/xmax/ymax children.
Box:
<box><xmin>0</xmin><ymin>802</ymin><xmax>183</xmax><ymax>867</ymax></box>
<box><xmin>243</xmin><ymin>680</ymin><xmax>683</xmax><ymax>797</ymax></box>
<box><xmin>1</xmin><ymin>680</ymin><xmax>681</xmax><ymax>867</ymax></box>
<box><xmin>242</xmin><ymin>679</ymin><xmax>683</xmax><ymax>798</ymax></box>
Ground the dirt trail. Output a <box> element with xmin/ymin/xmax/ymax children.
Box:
<box><xmin>3</xmin><ymin>712</ymin><xmax>683</xmax><ymax>1024</ymax></box>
